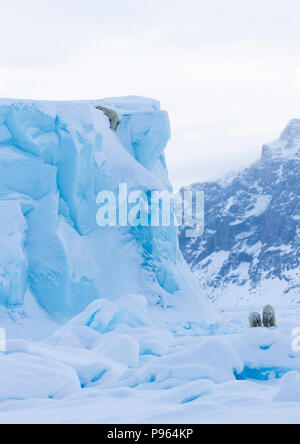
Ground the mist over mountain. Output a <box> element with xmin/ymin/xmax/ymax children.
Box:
<box><xmin>179</xmin><ymin>119</ymin><xmax>300</xmax><ymax>306</ymax></box>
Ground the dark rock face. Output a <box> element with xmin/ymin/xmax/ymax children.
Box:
<box><xmin>179</xmin><ymin>120</ymin><xmax>300</xmax><ymax>305</ymax></box>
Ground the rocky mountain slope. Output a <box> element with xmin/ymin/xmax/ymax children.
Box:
<box><xmin>179</xmin><ymin>120</ymin><xmax>300</xmax><ymax>306</ymax></box>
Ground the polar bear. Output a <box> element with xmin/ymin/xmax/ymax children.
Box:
<box><xmin>249</xmin><ymin>312</ymin><xmax>262</xmax><ymax>328</ymax></box>
<box><xmin>95</xmin><ymin>105</ymin><xmax>120</xmax><ymax>132</ymax></box>
<box><xmin>263</xmin><ymin>305</ymin><xmax>276</xmax><ymax>327</ymax></box>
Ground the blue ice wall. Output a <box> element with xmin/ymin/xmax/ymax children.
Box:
<box><xmin>0</xmin><ymin>97</ymin><xmax>217</xmax><ymax>324</ymax></box>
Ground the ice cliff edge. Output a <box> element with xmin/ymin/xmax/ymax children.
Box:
<box><xmin>0</xmin><ymin>96</ymin><xmax>217</xmax><ymax>329</ymax></box>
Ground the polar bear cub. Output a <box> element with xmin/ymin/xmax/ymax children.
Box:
<box><xmin>249</xmin><ymin>312</ymin><xmax>262</xmax><ymax>328</ymax></box>
<box><xmin>263</xmin><ymin>304</ymin><xmax>276</xmax><ymax>327</ymax></box>
<box><xmin>95</xmin><ymin>106</ymin><xmax>120</xmax><ymax>132</ymax></box>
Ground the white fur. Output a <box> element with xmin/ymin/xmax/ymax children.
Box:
<box><xmin>96</xmin><ymin>106</ymin><xmax>120</xmax><ymax>132</ymax></box>
<box><xmin>249</xmin><ymin>312</ymin><xmax>262</xmax><ymax>328</ymax></box>
<box><xmin>263</xmin><ymin>305</ymin><xmax>276</xmax><ymax>327</ymax></box>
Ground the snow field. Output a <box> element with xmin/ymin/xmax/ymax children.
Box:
<box><xmin>0</xmin><ymin>302</ymin><xmax>300</xmax><ymax>422</ymax></box>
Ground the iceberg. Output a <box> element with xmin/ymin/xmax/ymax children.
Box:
<box><xmin>0</xmin><ymin>96</ymin><xmax>217</xmax><ymax>332</ymax></box>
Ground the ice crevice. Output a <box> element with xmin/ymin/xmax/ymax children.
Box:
<box><xmin>0</xmin><ymin>96</ymin><xmax>218</xmax><ymax>326</ymax></box>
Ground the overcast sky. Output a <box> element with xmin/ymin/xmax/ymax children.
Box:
<box><xmin>0</xmin><ymin>0</ymin><xmax>299</xmax><ymax>190</ymax></box>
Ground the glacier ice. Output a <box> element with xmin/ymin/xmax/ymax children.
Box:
<box><xmin>0</xmin><ymin>96</ymin><xmax>217</xmax><ymax>329</ymax></box>
<box><xmin>0</xmin><ymin>200</ymin><xmax>26</xmax><ymax>307</ymax></box>
<box><xmin>1</xmin><ymin>97</ymin><xmax>300</xmax><ymax>424</ymax></box>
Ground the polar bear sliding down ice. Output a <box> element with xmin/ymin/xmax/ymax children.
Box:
<box><xmin>96</xmin><ymin>105</ymin><xmax>120</xmax><ymax>132</ymax></box>
<box><xmin>263</xmin><ymin>304</ymin><xmax>276</xmax><ymax>327</ymax></box>
<box><xmin>249</xmin><ymin>312</ymin><xmax>262</xmax><ymax>328</ymax></box>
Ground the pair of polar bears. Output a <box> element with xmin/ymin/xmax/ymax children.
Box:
<box><xmin>249</xmin><ymin>305</ymin><xmax>276</xmax><ymax>328</ymax></box>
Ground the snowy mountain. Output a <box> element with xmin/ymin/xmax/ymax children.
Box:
<box><xmin>179</xmin><ymin>119</ymin><xmax>300</xmax><ymax>306</ymax></box>
<box><xmin>0</xmin><ymin>96</ymin><xmax>217</xmax><ymax>337</ymax></box>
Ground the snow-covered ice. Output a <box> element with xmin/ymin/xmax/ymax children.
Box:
<box><xmin>0</xmin><ymin>302</ymin><xmax>299</xmax><ymax>423</ymax></box>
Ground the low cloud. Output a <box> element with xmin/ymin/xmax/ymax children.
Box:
<box><xmin>0</xmin><ymin>0</ymin><xmax>299</xmax><ymax>188</ymax></box>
